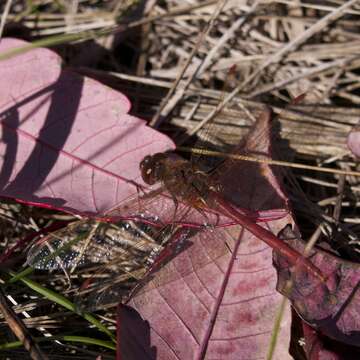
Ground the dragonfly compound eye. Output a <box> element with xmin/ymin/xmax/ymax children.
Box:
<box><xmin>140</xmin><ymin>156</ymin><xmax>155</xmax><ymax>185</ymax></box>
<box><xmin>140</xmin><ymin>153</ymin><xmax>166</xmax><ymax>185</ymax></box>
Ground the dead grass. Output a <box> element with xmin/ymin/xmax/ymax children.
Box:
<box><xmin>1</xmin><ymin>1</ymin><xmax>360</xmax><ymax>359</ymax></box>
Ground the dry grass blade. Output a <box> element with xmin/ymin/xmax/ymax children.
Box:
<box><xmin>150</xmin><ymin>0</ymin><xmax>228</xmax><ymax>127</ymax></box>
<box><xmin>0</xmin><ymin>288</ymin><xmax>48</xmax><ymax>360</ymax></box>
<box><xmin>0</xmin><ymin>0</ymin><xmax>12</xmax><ymax>40</ymax></box>
<box><xmin>187</xmin><ymin>0</ymin><xmax>360</xmax><ymax>137</ymax></box>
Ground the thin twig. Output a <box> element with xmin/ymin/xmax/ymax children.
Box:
<box><xmin>0</xmin><ymin>288</ymin><xmax>49</xmax><ymax>360</ymax></box>
<box><xmin>333</xmin><ymin>174</ymin><xmax>346</xmax><ymax>223</ymax></box>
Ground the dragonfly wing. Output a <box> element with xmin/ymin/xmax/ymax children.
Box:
<box><xmin>105</xmin><ymin>184</ymin><xmax>222</xmax><ymax>227</ymax></box>
<box><xmin>27</xmin><ymin>220</ymin><xmax>99</xmax><ymax>270</ymax></box>
<box><xmin>27</xmin><ymin>219</ymin><xmax>160</xmax><ymax>270</ymax></box>
<box><xmin>26</xmin><ymin>185</ymin><xmax>237</xmax><ymax>307</ymax></box>
<box><xmin>27</xmin><ymin>184</ymin><xmax>179</xmax><ymax>271</ymax></box>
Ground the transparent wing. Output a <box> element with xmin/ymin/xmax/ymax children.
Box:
<box><xmin>27</xmin><ymin>220</ymin><xmax>160</xmax><ymax>271</ymax></box>
<box><xmin>26</xmin><ymin>183</ymin><xmax>195</xmax><ymax>271</ymax></box>
<box><xmin>26</xmin><ymin>189</ymin><xmax>234</xmax><ymax>309</ymax></box>
<box><xmin>186</xmin><ymin>65</ymin><xmax>250</xmax><ymax>171</ymax></box>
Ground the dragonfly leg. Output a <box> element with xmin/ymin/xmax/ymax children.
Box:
<box><xmin>171</xmin><ymin>194</ymin><xmax>180</xmax><ymax>230</ymax></box>
<box><xmin>192</xmin><ymin>205</ymin><xmax>212</xmax><ymax>227</ymax></box>
<box><xmin>129</xmin><ymin>180</ymin><xmax>146</xmax><ymax>195</ymax></box>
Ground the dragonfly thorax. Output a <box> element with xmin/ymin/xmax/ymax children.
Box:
<box><xmin>140</xmin><ymin>152</ymin><xmax>218</xmax><ymax>208</ymax></box>
<box><xmin>140</xmin><ymin>152</ymin><xmax>192</xmax><ymax>186</ymax></box>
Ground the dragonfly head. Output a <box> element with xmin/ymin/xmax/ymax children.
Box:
<box><xmin>140</xmin><ymin>152</ymin><xmax>168</xmax><ymax>185</ymax></box>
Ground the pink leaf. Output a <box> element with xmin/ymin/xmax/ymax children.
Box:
<box><xmin>274</xmin><ymin>232</ymin><xmax>360</xmax><ymax>347</ymax></box>
<box><xmin>119</xmin><ymin>109</ymin><xmax>292</xmax><ymax>359</ymax></box>
<box><xmin>0</xmin><ymin>38</ymin><xmax>174</xmax><ymax>216</ymax></box>
<box><xmin>347</xmin><ymin>124</ymin><xmax>360</xmax><ymax>157</ymax></box>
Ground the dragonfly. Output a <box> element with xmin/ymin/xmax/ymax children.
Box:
<box><xmin>23</xmin><ymin>102</ymin><xmax>326</xmax><ymax>310</ymax></box>
<box><xmin>137</xmin><ymin>110</ymin><xmax>326</xmax><ymax>276</ymax></box>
